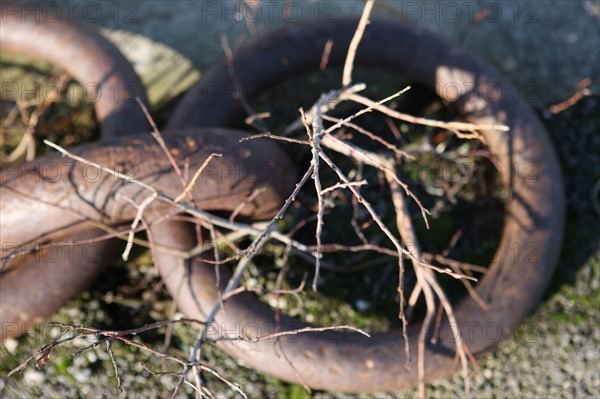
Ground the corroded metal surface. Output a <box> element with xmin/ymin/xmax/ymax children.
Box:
<box><xmin>0</xmin><ymin>12</ymin><xmax>153</xmax><ymax>338</ymax></box>
<box><xmin>0</xmin><ymin>130</ymin><xmax>294</xmax><ymax>339</ymax></box>
<box><xmin>0</xmin><ymin>14</ymin><xmax>564</xmax><ymax>393</ymax></box>
<box><xmin>0</xmin><ymin>12</ymin><xmax>150</xmax><ymax>137</ymax></box>
<box><xmin>164</xmin><ymin>18</ymin><xmax>566</xmax><ymax>391</ymax></box>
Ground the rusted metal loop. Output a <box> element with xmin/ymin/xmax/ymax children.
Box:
<box><xmin>160</xmin><ymin>18</ymin><xmax>566</xmax><ymax>391</ymax></box>
<box><xmin>1</xmin><ymin>12</ymin><xmax>151</xmax><ymax>137</ymax></box>
<box><xmin>0</xmin><ymin>11</ymin><xmax>151</xmax><ymax>338</ymax></box>
<box><xmin>0</xmin><ymin>129</ymin><xmax>294</xmax><ymax>339</ymax></box>
<box><xmin>0</xmin><ymin>10</ymin><xmax>293</xmax><ymax>354</ymax></box>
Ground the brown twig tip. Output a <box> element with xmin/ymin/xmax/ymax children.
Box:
<box><xmin>320</xmin><ymin>39</ymin><xmax>334</xmax><ymax>71</ymax></box>
<box><xmin>245</xmin><ymin>112</ymin><xmax>271</xmax><ymax>126</ymax></box>
<box><xmin>549</xmin><ymin>77</ymin><xmax>592</xmax><ymax>114</ymax></box>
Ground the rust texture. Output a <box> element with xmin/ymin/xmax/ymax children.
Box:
<box><xmin>0</xmin><ymin>15</ymin><xmax>564</xmax><ymax>393</ymax></box>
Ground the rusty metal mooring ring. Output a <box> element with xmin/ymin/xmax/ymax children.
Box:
<box><xmin>0</xmin><ymin>13</ymin><xmax>293</xmax><ymax>344</ymax></box>
<box><xmin>0</xmin><ymin>13</ymin><xmax>151</xmax><ymax>138</ymax></box>
<box><xmin>1</xmin><ymin>13</ymin><xmax>152</xmax><ymax>339</ymax></box>
<box><xmin>161</xmin><ymin>19</ymin><xmax>566</xmax><ymax>391</ymax></box>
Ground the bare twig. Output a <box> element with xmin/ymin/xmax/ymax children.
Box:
<box><xmin>174</xmin><ymin>153</ymin><xmax>222</xmax><ymax>203</ymax></box>
<box><xmin>41</xmin><ymin>139</ymin><xmax>312</xmax><ymax>259</ymax></box>
<box><xmin>320</xmin><ymin>39</ymin><xmax>334</xmax><ymax>71</ymax></box>
<box><xmin>322</xmin><ymin>114</ymin><xmax>414</xmax><ymax>159</ymax></box>
<box><xmin>304</xmin><ymin>101</ymin><xmax>327</xmax><ymax>291</ymax></box>
<box><xmin>229</xmin><ymin>187</ymin><xmax>267</xmax><ymax>222</ymax></box>
<box><xmin>220</xmin><ymin>33</ymin><xmax>269</xmax><ymax>133</ymax></box>
<box><xmin>342</xmin><ymin>0</ymin><xmax>375</xmax><ymax>86</ymax></box>
<box><xmin>320</xmin><ymin>180</ymin><xmax>368</xmax><ymax>195</ymax></box>
<box><xmin>386</xmin><ymin>173</ymin><xmax>471</xmax><ymax>399</ymax></box>
<box><xmin>188</xmin><ymin>165</ymin><xmax>315</xmax><ymax>369</ymax></box>
<box><xmin>44</xmin><ymin>140</ymin><xmax>157</xmax><ymax>192</ymax></box>
<box><xmin>282</xmin><ymin>83</ymin><xmax>367</xmax><ymax>135</ymax></box>
<box><xmin>122</xmin><ymin>192</ymin><xmax>158</xmax><ymax>261</ymax></box>
<box><xmin>106</xmin><ymin>341</ymin><xmax>123</xmax><ymax>396</ymax></box>
<box><xmin>348</xmin><ymin>93</ymin><xmax>508</xmax><ymax>134</ymax></box>
<box><xmin>240</xmin><ymin>132</ymin><xmax>310</xmax><ymax>146</ymax></box>
<box><xmin>251</xmin><ymin>325</ymin><xmax>369</xmax><ymax>342</ymax></box>
<box><xmin>549</xmin><ymin>77</ymin><xmax>592</xmax><ymax>114</ymax></box>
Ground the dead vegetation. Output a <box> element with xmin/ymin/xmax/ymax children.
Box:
<box><xmin>0</xmin><ymin>2</ymin><xmax>524</xmax><ymax>398</ymax></box>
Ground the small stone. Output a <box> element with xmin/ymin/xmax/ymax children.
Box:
<box><xmin>24</xmin><ymin>369</ymin><xmax>45</xmax><ymax>385</ymax></box>
<box><xmin>246</xmin><ymin>277</ymin><xmax>257</xmax><ymax>288</ymax></box>
<box><xmin>355</xmin><ymin>299</ymin><xmax>370</xmax><ymax>311</ymax></box>
<box><xmin>86</xmin><ymin>351</ymin><xmax>97</xmax><ymax>363</ymax></box>
<box><xmin>268</xmin><ymin>295</ymin><xmax>287</xmax><ymax>310</ymax></box>
<box><xmin>3</xmin><ymin>338</ymin><xmax>19</xmax><ymax>355</ymax></box>
<box><xmin>73</xmin><ymin>368</ymin><xmax>92</xmax><ymax>383</ymax></box>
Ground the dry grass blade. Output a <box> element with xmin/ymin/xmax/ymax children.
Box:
<box><xmin>4</xmin><ymin>73</ymin><xmax>69</xmax><ymax>162</ymax></box>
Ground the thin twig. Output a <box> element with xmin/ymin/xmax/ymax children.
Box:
<box><xmin>320</xmin><ymin>39</ymin><xmax>334</xmax><ymax>71</ymax></box>
<box><xmin>350</xmin><ymin>92</ymin><xmax>508</xmax><ymax>133</ymax></box>
<box><xmin>240</xmin><ymin>132</ymin><xmax>310</xmax><ymax>146</ymax></box>
<box><xmin>342</xmin><ymin>0</ymin><xmax>375</xmax><ymax>86</ymax></box>
<box><xmin>251</xmin><ymin>325</ymin><xmax>370</xmax><ymax>342</ymax></box>
<box><xmin>229</xmin><ymin>187</ymin><xmax>267</xmax><ymax>222</ymax></box>
<box><xmin>320</xmin><ymin>180</ymin><xmax>368</xmax><ymax>195</ymax></box>
<box><xmin>188</xmin><ymin>165</ymin><xmax>315</xmax><ymax>371</ymax></box>
<box><xmin>386</xmin><ymin>173</ymin><xmax>471</xmax><ymax>399</ymax></box>
<box><xmin>106</xmin><ymin>341</ymin><xmax>123</xmax><ymax>396</ymax></box>
<box><xmin>549</xmin><ymin>77</ymin><xmax>592</xmax><ymax>114</ymax></box>
<box><xmin>174</xmin><ymin>153</ymin><xmax>222</xmax><ymax>203</ymax></box>
<box><xmin>122</xmin><ymin>192</ymin><xmax>158</xmax><ymax>261</ymax></box>
<box><xmin>305</xmin><ymin>101</ymin><xmax>327</xmax><ymax>291</ymax></box>
<box><xmin>41</xmin><ymin>139</ymin><xmax>312</xmax><ymax>258</ymax></box>
<box><xmin>44</xmin><ymin>140</ymin><xmax>157</xmax><ymax>192</ymax></box>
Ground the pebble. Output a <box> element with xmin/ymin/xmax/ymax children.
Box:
<box><xmin>23</xmin><ymin>369</ymin><xmax>45</xmax><ymax>385</ymax></box>
<box><xmin>3</xmin><ymin>338</ymin><xmax>19</xmax><ymax>355</ymax></box>
<box><xmin>355</xmin><ymin>299</ymin><xmax>370</xmax><ymax>311</ymax></box>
